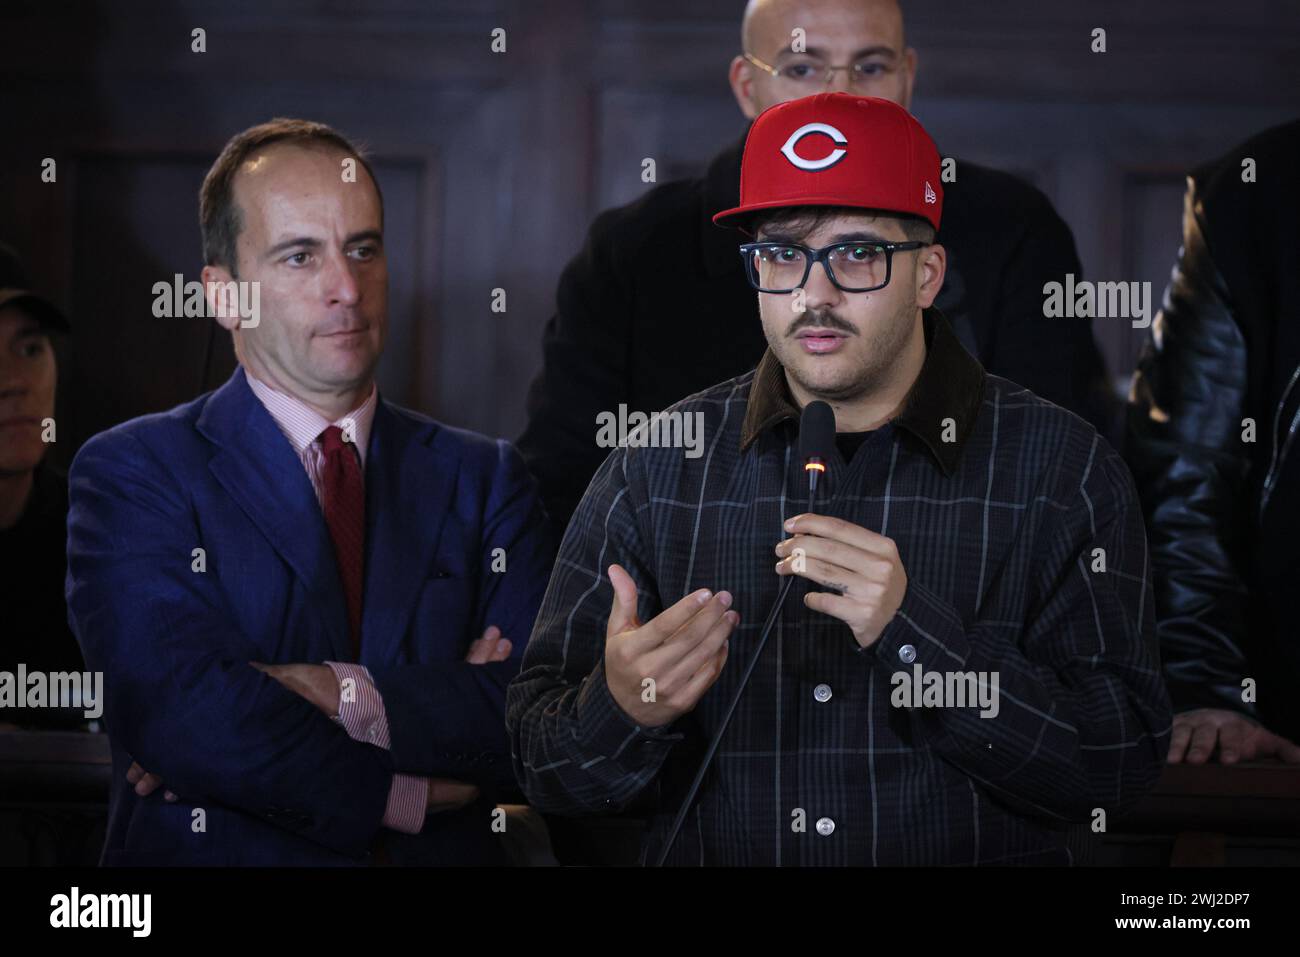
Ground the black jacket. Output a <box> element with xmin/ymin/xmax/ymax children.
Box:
<box><xmin>0</xmin><ymin>462</ymin><xmax>86</xmax><ymax>729</ymax></box>
<box><xmin>519</xmin><ymin>133</ymin><xmax>1114</xmax><ymax>545</ymax></box>
<box><xmin>1127</xmin><ymin>119</ymin><xmax>1300</xmax><ymax>742</ymax></box>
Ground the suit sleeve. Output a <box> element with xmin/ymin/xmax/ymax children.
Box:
<box><xmin>872</xmin><ymin>442</ymin><xmax>1171</xmax><ymax>822</ymax></box>
<box><xmin>65</xmin><ymin>429</ymin><xmax>393</xmax><ymax>858</ymax></box>
<box><xmin>1125</xmin><ymin>178</ymin><xmax>1257</xmax><ymax>718</ymax></box>
<box><xmin>368</xmin><ymin>439</ymin><xmax>554</xmax><ymax>793</ymax></box>
<box><xmin>515</xmin><ymin>208</ymin><xmax>633</xmax><ymax>547</ymax></box>
<box><xmin>985</xmin><ymin>187</ymin><xmax>1119</xmax><ymax>443</ymax></box>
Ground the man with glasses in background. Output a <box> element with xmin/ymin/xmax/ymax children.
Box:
<box><xmin>518</xmin><ymin>0</ymin><xmax>1114</xmax><ymax>550</ymax></box>
<box><xmin>508</xmin><ymin>94</ymin><xmax>1169</xmax><ymax>866</ymax></box>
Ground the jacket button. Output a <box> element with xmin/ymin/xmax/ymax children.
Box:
<box><xmin>898</xmin><ymin>644</ymin><xmax>917</xmax><ymax>664</ymax></box>
<box><xmin>813</xmin><ymin>683</ymin><xmax>832</xmax><ymax>703</ymax></box>
<box><xmin>815</xmin><ymin>817</ymin><xmax>835</xmax><ymax>836</ymax></box>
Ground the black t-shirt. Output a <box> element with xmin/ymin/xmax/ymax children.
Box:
<box><xmin>835</xmin><ymin>430</ymin><xmax>875</xmax><ymax>464</ymax></box>
<box><xmin>0</xmin><ymin>462</ymin><xmax>86</xmax><ymax>728</ymax></box>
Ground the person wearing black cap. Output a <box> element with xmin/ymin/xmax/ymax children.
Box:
<box><xmin>508</xmin><ymin>94</ymin><xmax>1170</xmax><ymax>866</ymax></box>
<box><xmin>0</xmin><ymin>243</ymin><xmax>85</xmax><ymax>731</ymax></box>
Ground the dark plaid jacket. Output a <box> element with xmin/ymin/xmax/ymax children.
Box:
<box><xmin>507</xmin><ymin>309</ymin><xmax>1171</xmax><ymax>866</ymax></box>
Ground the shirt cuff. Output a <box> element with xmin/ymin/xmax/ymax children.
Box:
<box><xmin>869</xmin><ymin>580</ymin><xmax>1002</xmax><ymax>762</ymax></box>
<box><xmin>868</xmin><ymin>579</ymin><xmax>973</xmax><ymax>671</ymax></box>
<box><xmin>382</xmin><ymin>774</ymin><xmax>429</xmax><ymax>834</ymax></box>
<box><xmin>574</xmin><ymin>658</ymin><xmax>685</xmax><ymax>760</ymax></box>
<box><xmin>325</xmin><ymin>661</ymin><xmax>393</xmax><ymax>749</ymax></box>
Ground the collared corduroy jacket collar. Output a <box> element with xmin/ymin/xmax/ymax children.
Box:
<box><xmin>739</xmin><ymin>307</ymin><xmax>986</xmax><ymax>475</ymax></box>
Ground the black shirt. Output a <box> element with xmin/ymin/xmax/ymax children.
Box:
<box><xmin>0</xmin><ymin>462</ymin><xmax>86</xmax><ymax>727</ymax></box>
<box><xmin>835</xmin><ymin>429</ymin><xmax>874</xmax><ymax>465</ymax></box>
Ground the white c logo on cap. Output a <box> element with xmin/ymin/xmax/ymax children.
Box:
<box><xmin>780</xmin><ymin>122</ymin><xmax>848</xmax><ymax>171</ymax></box>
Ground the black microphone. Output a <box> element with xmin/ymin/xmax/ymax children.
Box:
<box><xmin>798</xmin><ymin>398</ymin><xmax>835</xmax><ymax>499</ymax></box>
<box><xmin>653</xmin><ymin>400</ymin><xmax>836</xmax><ymax>866</ymax></box>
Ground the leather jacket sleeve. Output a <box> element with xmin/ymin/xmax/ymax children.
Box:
<box><xmin>1125</xmin><ymin>178</ymin><xmax>1258</xmax><ymax>718</ymax></box>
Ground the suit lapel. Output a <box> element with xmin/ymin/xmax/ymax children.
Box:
<box><xmin>198</xmin><ymin>368</ymin><xmax>352</xmax><ymax>661</ymax></box>
<box><xmin>359</xmin><ymin>400</ymin><xmax>460</xmax><ymax>668</ymax></box>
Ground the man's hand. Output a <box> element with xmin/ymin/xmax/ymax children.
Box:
<box><xmin>465</xmin><ymin>625</ymin><xmax>512</xmax><ymax>664</ymax></box>
<box><xmin>251</xmin><ymin>662</ymin><xmax>341</xmax><ymax>717</ymax></box>
<box><xmin>125</xmin><ymin>761</ymin><xmax>176</xmax><ymax>801</ymax></box>
<box><xmin>603</xmin><ymin>563</ymin><xmax>736</xmax><ymax>728</ymax></box>
<box><xmin>1167</xmin><ymin>708</ymin><xmax>1300</xmax><ymax>764</ymax></box>
<box><xmin>775</xmin><ymin>513</ymin><xmax>907</xmax><ymax>650</ymax></box>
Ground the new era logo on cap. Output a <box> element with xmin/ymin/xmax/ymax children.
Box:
<box><xmin>714</xmin><ymin>93</ymin><xmax>944</xmax><ymax>233</ymax></box>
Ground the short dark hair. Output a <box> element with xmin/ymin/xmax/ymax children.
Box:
<box><xmin>199</xmin><ymin>118</ymin><xmax>383</xmax><ymax>275</ymax></box>
<box><xmin>748</xmin><ymin>205</ymin><xmax>936</xmax><ymax>244</ymax></box>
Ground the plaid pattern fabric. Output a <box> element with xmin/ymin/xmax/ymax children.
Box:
<box><xmin>507</xmin><ymin>309</ymin><xmax>1172</xmax><ymax>865</ymax></box>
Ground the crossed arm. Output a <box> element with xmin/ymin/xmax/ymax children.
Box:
<box><xmin>126</xmin><ymin>627</ymin><xmax>514</xmax><ymax>817</ymax></box>
<box><xmin>68</xmin><ymin>429</ymin><xmax>552</xmax><ymax>854</ymax></box>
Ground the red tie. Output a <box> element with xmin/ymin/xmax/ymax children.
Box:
<box><xmin>320</xmin><ymin>425</ymin><xmax>365</xmax><ymax>656</ymax></box>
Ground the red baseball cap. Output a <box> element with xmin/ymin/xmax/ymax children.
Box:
<box><xmin>713</xmin><ymin>93</ymin><xmax>943</xmax><ymax>234</ymax></box>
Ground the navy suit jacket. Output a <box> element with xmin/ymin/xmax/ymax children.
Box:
<box><xmin>66</xmin><ymin>368</ymin><xmax>553</xmax><ymax>865</ymax></box>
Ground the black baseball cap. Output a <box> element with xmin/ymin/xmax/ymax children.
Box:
<box><xmin>0</xmin><ymin>243</ymin><xmax>70</xmax><ymax>333</ymax></box>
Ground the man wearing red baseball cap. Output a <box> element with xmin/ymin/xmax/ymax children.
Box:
<box><xmin>510</xmin><ymin>92</ymin><xmax>1170</xmax><ymax>867</ymax></box>
<box><xmin>518</xmin><ymin>0</ymin><xmax>1115</xmax><ymax>556</ymax></box>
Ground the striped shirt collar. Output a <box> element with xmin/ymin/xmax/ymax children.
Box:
<box><xmin>245</xmin><ymin>370</ymin><xmax>378</xmax><ymax>467</ymax></box>
<box><xmin>739</xmin><ymin>307</ymin><xmax>985</xmax><ymax>475</ymax></box>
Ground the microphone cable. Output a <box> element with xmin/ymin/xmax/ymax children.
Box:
<box><xmin>652</xmin><ymin>402</ymin><xmax>833</xmax><ymax>866</ymax></box>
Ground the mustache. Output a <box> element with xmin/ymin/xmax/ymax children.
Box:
<box><xmin>787</xmin><ymin>310</ymin><xmax>857</xmax><ymax>336</ymax></box>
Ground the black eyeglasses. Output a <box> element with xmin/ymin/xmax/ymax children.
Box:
<box><xmin>738</xmin><ymin>240</ymin><xmax>929</xmax><ymax>293</ymax></box>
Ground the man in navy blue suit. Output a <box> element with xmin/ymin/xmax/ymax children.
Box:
<box><xmin>66</xmin><ymin>118</ymin><xmax>553</xmax><ymax>865</ymax></box>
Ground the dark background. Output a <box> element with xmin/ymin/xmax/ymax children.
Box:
<box><xmin>2</xmin><ymin>0</ymin><xmax>1298</xmax><ymax>464</ymax></box>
